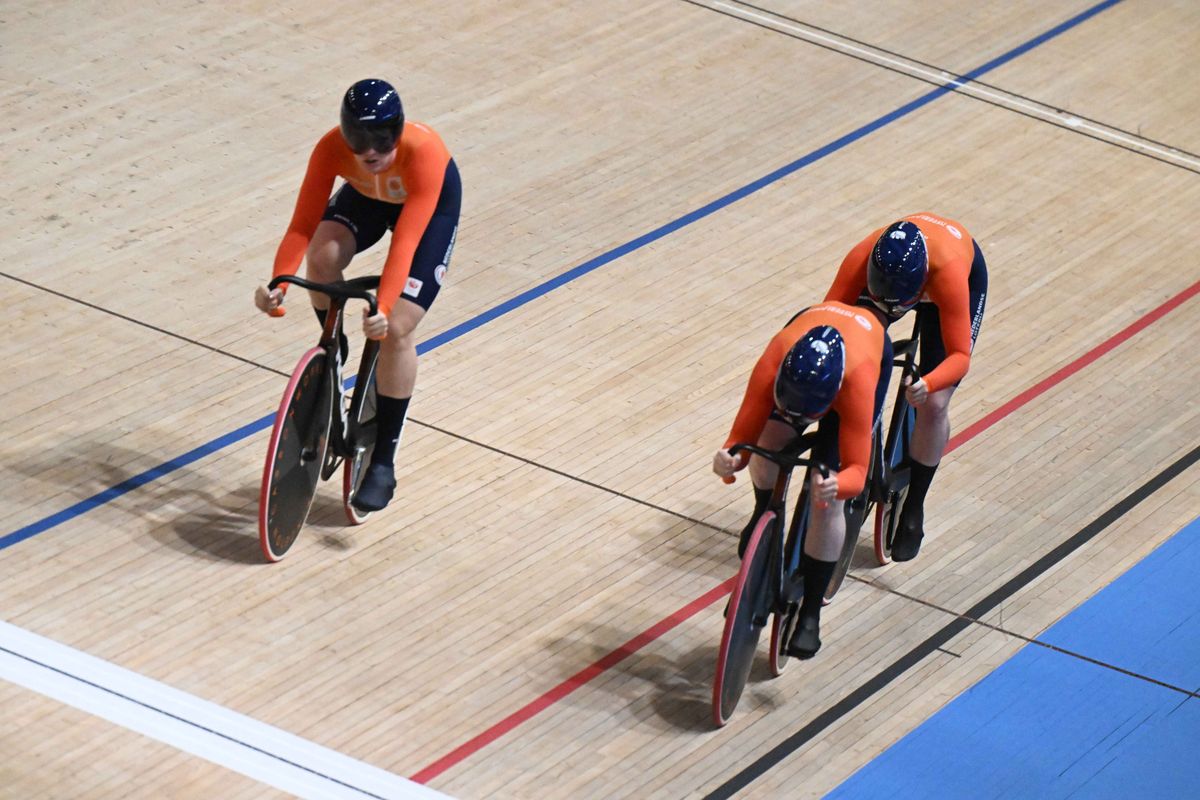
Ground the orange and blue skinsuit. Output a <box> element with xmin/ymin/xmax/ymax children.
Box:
<box><xmin>272</xmin><ymin>122</ymin><xmax>454</xmax><ymax>317</ymax></box>
<box><xmin>723</xmin><ymin>302</ymin><xmax>888</xmax><ymax>500</ymax></box>
<box><xmin>826</xmin><ymin>212</ymin><xmax>984</xmax><ymax>394</ymax></box>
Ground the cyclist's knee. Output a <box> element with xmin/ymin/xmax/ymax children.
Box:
<box><xmin>382</xmin><ymin>303</ymin><xmax>424</xmax><ymax>347</ymax></box>
<box><xmin>305</xmin><ymin>223</ymin><xmax>355</xmax><ymax>281</ymax></box>
<box><xmin>923</xmin><ymin>387</ymin><xmax>954</xmax><ymax>418</ymax></box>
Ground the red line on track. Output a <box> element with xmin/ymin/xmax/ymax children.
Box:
<box><xmin>410</xmin><ymin>578</ymin><xmax>735</xmax><ymax>784</ymax></box>
<box><xmin>949</xmin><ymin>279</ymin><xmax>1200</xmax><ymax>452</ymax></box>
<box><xmin>412</xmin><ymin>279</ymin><xmax>1200</xmax><ymax>784</ymax></box>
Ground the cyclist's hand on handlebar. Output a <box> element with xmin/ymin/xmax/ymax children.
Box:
<box><xmin>904</xmin><ymin>375</ymin><xmax>929</xmax><ymax>406</ymax></box>
<box><xmin>713</xmin><ymin>448</ymin><xmax>743</xmax><ymax>483</ymax></box>
<box><xmin>362</xmin><ymin>307</ymin><xmax>389</xmax><ymax>340</ymax></box>
<box><xmin>255</xmin><ymin>286</ymin><xmax>285</xmax><ymax>317</ymax></box>
<box><xmin>812</xmin><ymin>470</ymin><xmax>838</xmax><ymax>508</ymax></box>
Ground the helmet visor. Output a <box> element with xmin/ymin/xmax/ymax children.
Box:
<box><xmin>773</xmin><ymin>383</ymin><xmax>835</xmax><ymax>425</ymax></box>
<box><xmin>777</xmin><ymin>408</ymin><xmax>820</xmax><ymax>428</ymax></box>
<box><xmin>867</xmin><ymin>294</ymin><xmax>919</xmax><ymax>319</ymax></box>
<box><xmin>341</xmin><ymin>122</ymin><xmax>401</xmax><ymax>155</ymax></box>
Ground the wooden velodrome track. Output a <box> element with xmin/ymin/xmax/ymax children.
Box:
<box><xmin>2</xmin><ymin>0</ymin><xmax>1199</xmax><ymax>797</ymax></box>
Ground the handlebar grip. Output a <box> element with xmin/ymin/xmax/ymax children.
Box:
<box><xmin>267</xmin><ymin>275</ymin><xmax>378</xmax><ymax>316</ymax></box>
<box><xmin>268</xmin><ymin>306</ymin><xmax>286</xmax><ymax>318</ymax></box>
<box><xmin>722</xmin><ymin>475</ymin><xmax>736</xmax><ymax>485</ymax></box>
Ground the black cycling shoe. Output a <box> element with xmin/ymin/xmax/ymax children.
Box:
<box><xmin>890</xmin><ymin>510</ymin><xmax>925</xmax><ymax>562</ymax></box>
<box><xmin>351</xmin><ymin>462</ymin><xmax>396</xmax><ymax>512</ymax></box>
<box><xmin>785</xmin><ymin>614</ymin><xmax>821</xmax><ymax>659</ymax></box>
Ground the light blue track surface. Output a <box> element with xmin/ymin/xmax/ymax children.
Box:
<box><xmin>829</xmin><ymin>517</ymin><xmax>1200</xmax><ymax>799</ymax></box>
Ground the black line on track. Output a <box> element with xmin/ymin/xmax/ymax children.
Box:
<box><xmin>682</xmin><ymin>0</ymin><xmax>1200</xmax><ymax>176</ymax></box>
<box><xmin>11</xmin><ymin>258</ymin><xmax>1189</xmax><ymax>699</ymax></box>
<box><xmin>410</xmin><ymin>419</ymin><xmax>726</xmax><ymax>532</ymax></box>
<box><xmin>1</xmin><ymin>269</ymin><xmax>731</xmax><ymax>536</ymax></box>
<box><xmin>703</xmin><ymin>442</ymin><xmax>1200</xmax><ymax>799</ymax></box>
<box><xmin>853</xmin><ymin>577</ymin><xmax>1200</xmax><ymax>699</ymax></box>
<box><xmin>1</xmin><ymin>271</ymin><xmax>289</xmax><ymax>378</ymax></box>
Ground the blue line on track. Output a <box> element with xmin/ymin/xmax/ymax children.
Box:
<box><xmin>0</xmin><ymin>0</ymin><xmax>1124</xmax><ymax>551</ymax></box>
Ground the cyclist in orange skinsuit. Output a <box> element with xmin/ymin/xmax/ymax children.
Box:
<box><xmin>713</xmin><ymin>301</ymin><xmax>891</xmax><ymax>659</ymax></box>
<box><xmin>825</xmin><ymin>212</ymin><xmax>987</xmax><ymax>561</ymax></box>
<box><xmin>254</xmin><ymin>78</ymin><xmax>461</xmax><ymax>513</ymax></box>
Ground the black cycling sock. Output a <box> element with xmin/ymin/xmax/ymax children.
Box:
<box><xmin>737</xmin><ymin>486</ymin><xmax>775</xmax><ymax>557</ymax></box>
<box><xmin>313</xmin><ymin>307</ymin><xmax>350</xmax><ymax>365</ymax></box>
<box><xmin>799</xmin><ymin>554</ymin><xmax>836</xmax><ymax>620</ymax></box>
<box><xmin>752</xmin><ymin>486</ymin><xmax>772</xmax><ymax>517</ymax></box>
<box><xmin>371</xmin><ymin>395</ymin><xmax>411</xmax><ymax>467</ymax></box>
<box><xmin>903</xmin><ymin>460</ymin><xmax>939</xmax><ymax>519</ymax></box>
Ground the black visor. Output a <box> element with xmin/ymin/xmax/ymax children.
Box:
<box><xmin>341</xmin><ymin>121</ymin><xmax>401</xmax><ymax>154</ymax></box>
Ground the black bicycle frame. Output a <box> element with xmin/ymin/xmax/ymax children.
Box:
<box><xmin>868</xmin><ymin>334</ymin><xmax>921</xmax><ymax>504</ymax></box>
<box><xmin>268</xmin><ymin>274</ymin><xmax>382</xmax><ymax>459</ymax></box>
<box><xmin>729</xmin><ymin>434</ymin><xmax>827</xmax><ymax>624</ymax></box>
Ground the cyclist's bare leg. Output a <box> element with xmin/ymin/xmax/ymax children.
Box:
<box><xmin>911</xmin><ymin>385</ymin><xmax>954</xmax><ymax>466</ymax></box>
<box><xmin>352</xmin><ymin>299</ymin><xmax>425</xmax><ymax>513</ymax></box>
<box><xmin>376</xmin><ymin>299</ymin><xmax>424</xmax><ymax>399</ymax></box>
<box><xmin>747</xmin><ymin>418</ymin><xmax>796</xmax><ymax>489</ymax></box>
<box><xmin>304</xmin><ymin>221</ymin><xmax>356</xmax><ymax>310</ymax></box>
<box><xmin>735</xmin><ymin>419</ymin><xmax>796</xmax><ymax>556</ymax></box>
<box><xmin>894</xmin><ymin>384</ymin><xmax>955</xmax><ymax>560</ymax></box>
<box><xmin>804</xmin><ymin>490</ymin><xmax>846</xmax><ymax>562</ymax></box>
<box><xmin>787</xmin><ymin>471</ymin><xmax>846</xmax><ymax>659</ymax></box>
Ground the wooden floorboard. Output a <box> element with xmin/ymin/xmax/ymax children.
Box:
<box><xmin>2</xmin><ymin>0</ymin><xmax>1198</xmax><ymax>797</ymax></box>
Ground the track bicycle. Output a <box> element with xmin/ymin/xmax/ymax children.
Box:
<box><xmin>712</xmin><ymin>433</ymin><xmax>827</xmax><ymax>727</ymax></box>
<box><xmin>820</xmin><ymin>329</ymin><xmax>922</xmax><ymax>585</ymax></box>
<box><xmin>870</xmin><ymin>332</ymin><xmax>921</xmax><ymax>565</ymax></box>
<box><xmin>258</xmin><ymin>274</ymin><xmax>382</xmax><ymax>562</ymax></box>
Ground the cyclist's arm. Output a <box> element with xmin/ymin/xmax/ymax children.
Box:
<box><xmin>920</xmin><ymin>266</ymin><xmax>973</xmax><ymax>393</ymax></box>
<box><xmin>832</xmin><ymin>362</ymin><xmax>874</xmax><ymax>499</ymax></box>
<box><xmin>723</xmin><ymin>337</ymin><xmax>787</xmax><ymax>465</ymax></box>
<box><xmin>824</xmin><ymin>236</ymin><xmax>872</xmax><ymax>304</ymax></box>
<box><xmin>272</xmin><ymin>139</ymin><xmax>338</xmax><ymax>280</ymax></box>
<box><xmin>376</xmin><ymin>135</ymin><xmax>450</xmax><ymax>317</ymax></box>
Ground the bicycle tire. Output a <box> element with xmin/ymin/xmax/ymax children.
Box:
<box><xmin>259</xmin><ymin>347</ymin><xmax>334</xmax><ymax>562</ymax></box>
<box><xmin>342</xmin><ymin>348</ymin><xmax>380</xmax><ymax>525</ymax></box>
<box><xmin>712</xmin><ymin>511</ymin><xmax>776</xmax><ymax>727</ymax></box>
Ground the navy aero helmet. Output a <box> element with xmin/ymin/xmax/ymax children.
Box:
<box><xmin>774</xmin><ymin>326</ymin><xmax>846</xmax><ymax>423</ymax></box>
<box><xmin>867</xmin><ymin>220</ymin><xmax>928</xmax><ymax>316</ymax></box>
<box><xmin>340</xmin><ymin>79</ymin><xmax>404</xmax><ymax>154</ymax></box>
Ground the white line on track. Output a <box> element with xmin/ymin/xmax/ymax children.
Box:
<box><xmin>712</xmin><ymin>1</ymin><xmax>1200</xmax><ymax>171</ymax></box>
<box><xmin>0</xmin><ymin>621</ymin><xmax>451</xmax><ymax>800</ymax></box>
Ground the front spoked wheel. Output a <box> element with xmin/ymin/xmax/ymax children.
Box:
<box><xmin>342</xmin><ymin>348</ymin><xmax>380</xmax><ymax>525</ymax></box>
<box><xmin>259</xmin><ymin>347</ymin><xmax>334</xmax><ymax>562</ymax></box>
<box><xmin>713</xmin><ymin>512</ymin><xmax>776</xmax><ymax>727</ymax></box>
